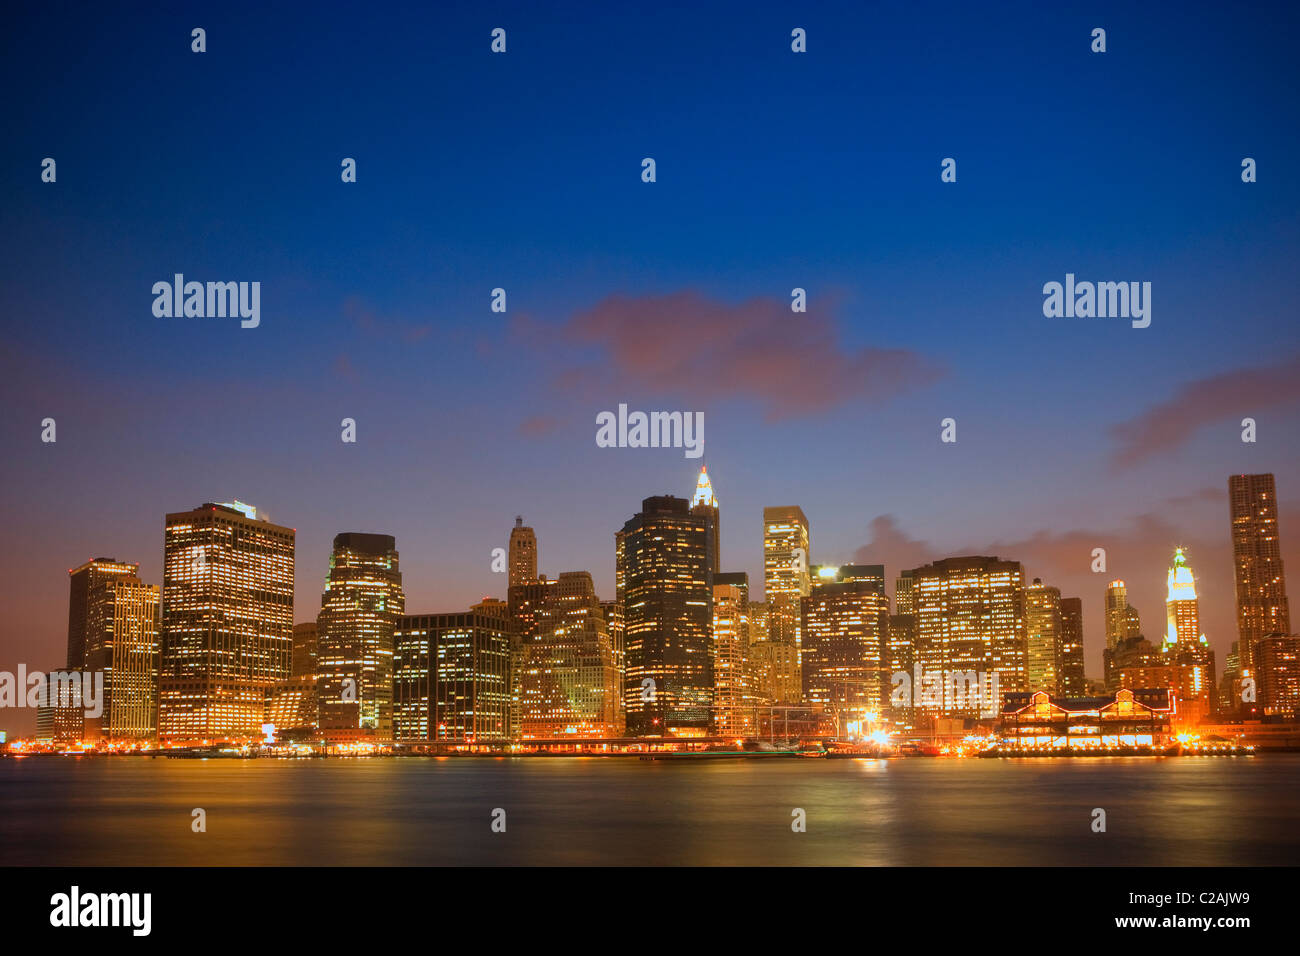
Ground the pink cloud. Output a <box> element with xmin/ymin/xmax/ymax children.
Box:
<box><xmin>520</xmin><ymin>291</ymin><xmax>944</xmax><ymax>421</ymax></box>
<box><xmin>1110</xmin><ymin>355</ymin><xmax>1300</xmax><ymax>468</ymax></box>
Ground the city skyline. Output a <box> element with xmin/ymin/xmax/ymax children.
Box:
<box><xmin>2</xmin><ymin>469</ymin><xmax>1291</xmax><ymax>738</ymax></box>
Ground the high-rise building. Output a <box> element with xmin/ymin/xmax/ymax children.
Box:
<box><xmin>895</xmin><ymin>569</ymin><xmax>915</xmax><ymax>616</ymax></box>
<box><xmin>617</xmin><ymin>496</ymin><xmax>712</xmax><ymax>736</ymax></box>
<box><xmin>159</xmin><ymin>502</ymin><xmax>294</xmax><ymax>742</ymax></box>
<box><xmin>747</xmin><ymin>600</ymin><xmax>800</xmax><ymax>705</ymax></box>
<box><xmin>508</xmin><ymin>517</ymin><xmax>538</xmax><ymax>588</ymax></box>
<box><xmin>518</xmin><ymin>571</ymin><xmax>622</xmax><ymax>738</ymax></box>
<box><xmin>690</xmin><ymin>466</ymin><xmax>720</xmax><ymax>579</ymax></box>
<box><xmin>801</xmin><ymin>565</ymin><xmax>889</xmax><ymax>734</ymax></box>
<box><xmin>291</xmin><ymin>622</ymin><xmax>318</xmax><ymax>678</ymax></box>
<box><xmin>1058</xmin><ymin>597</ymin><xmax>1086</xmax><ymax>697</ymax></box>
<box><xmin>911</xmin><ymin>556</ymin><xmax>1027</xmax><ymax>718</ymax></box>
<box><xmin>764</xmin><ymin>506</ymin><xmax>809</xmax><ymax>652</ymax></box>
<box><xmin>317</xmin><ymin>533</ymin><xmax>405</xmax><ymax>744</ymax></box>
<box><xmin>393</xmin><ymin>609</ymin><xmax>511</xmax><ymax>745</ymax></box>
<box><xmin>1160</xmin><ymin>548</ymin><xmax>1215</xmax><ymax>722</ymax></box>
<box><xmin>66</xmin><ymin>559</ymin><xmax>137</xmax><ymax>671</ymax></box>
<box><xmin>68</xmin><ymin>558</ymin><xmax>159</xmax><ymax>742</ymax></box>
<box><xmin>1255</xmin><ymin>633</ymin><xmax>1300</xmax><ymax>719</ymax></box>
<box><xmin>712</xmin><ymin>579</ymin><xmax>752</xmax><ymax>737</ymax></box>
<box><xmin>599</xmin><ymin>599</ymin><xmax>625</xmax><ymax>726</ymax></box>
<box><xmin>1229</xmin><ymin>474</ymin><xmax>1290</xmax><ymax>676</ymax></box>
<box><xmin>1104</xmin><ymin>580</ymin><xmax>1129</xmax><ymax>651</ymax></box>
<box><xmin>1103</xmin><ymin>580</ymin><xmax>1142</xmax><ymax>690</ymax></box>
<box><xmin>1025</xmin><ymin>578</ymin><xmax>1062</xmax><ymax>694</ymax></box>
<box><xmin>507</xmin><ymin>577</ymin><xmax>557</xmax><ymax>739</ymax></box>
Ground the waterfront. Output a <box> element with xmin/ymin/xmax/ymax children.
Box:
<box><xmin>2</xmin><ymin>755</ymin><xmax>1297</xmax><ymax>866</ymax></box>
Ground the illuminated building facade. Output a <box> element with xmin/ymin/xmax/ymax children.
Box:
<box><xmin>1255</xmin><ymin>633</ymin><xmax>1300</xmax><ymax>719</ymax></box>
<box><xmin>1160</xmin><ymin>548</ymin><xmax>1215</xmax><ymax>721</ymax></box>
<box><xmin>393</xmin><ymin>610</ymin><xmax>511</xmax><ymax>744</ymax></box>
<box><xmin>997</xmin><ymin>688</ymin><xmax>1173</xmax><ymax>751</ymax></box>
<box><xmin>268</xmin><ymin>675</ymin><xmax>317</xmax><ymax>739</ymax></box>
<box><xmin>763</xmin><ymin>506</ymin><xmax>810</xmax><ymax>663</ymax></box>
<box><xmin>1058</xmin><ymin>597</ymin><xmax>1086</xmax><ymax>697</ymax></box>
<box><xmin>801</xmin><ymin>565</ymin><xmax>889</xmax><ymax>733</ymax></box>
<box><xmin>617</xmin><ymin>496</ymin><xmax>712</xmax><ymax>736</ymax></box>
<box><xmin>518</xmin><ymin>571</ymin><xmax>622</xmax><ymax>738</ymax></box>
<box><xmin>1229</xmin><ymin>474</ymin><xmax>1290</xmax><ymax>676</ymax></box>
<box><xmin>508</xmin><ymin>516</ymin><xmax>537</xmax><ymax>588</ymax></box>
<box><xmin>712</xmin><ymin>579</ymin><xmax>752</xmax><ymax>737</ymax></box>
<box><xmin>291</xmin><ymin>622</ymin><xmax>318</xmax><ymax>678</ymax></box>
<box><xmin>69</xmin><ymin>558</ymin><xmax>159</xmax><ymax>742</ymax></box>
<box><xmin>1103</xmin><ymin>580</ymin><xmax>1141</xmax><ymax>689</ymax></box>
<box><xmin>507</xmin><ymin>577</ymin><xmax>557</xmax><ymax>739</ymax></box>
<box><xmin>159</xmin><ymin>502</ymin><xmax>294</xmax><ymax>742</ymax></box>
<box><xmin>911</xmin><ymin>556</ymin><xmax>1028</xmax><ymax>718</ymax></box>
<box><xmin>600</xmin><ymin>599</ymin><xmax>625</xmax><ymax>725</ymax></box>
<box><xmin>1025</xmin><ymin>578</ymin><xmax>1062</xmax><ymax>694</ymax></box>
<box><xmin>317</xmin><ymin>533</ymin><xmax>405</xmax><ymax>743</ymax></box>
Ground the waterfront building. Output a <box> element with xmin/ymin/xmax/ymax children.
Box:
<box><xmin>1229</xmin><ymin>474</ymin><xmax>1291</xmax><ymax>676</ymax></box>
<box><xmin>393</xmin><ymin>609</ymin><xmax>511</xmax><ymax>745</ymax></box>
<box><xmin>159</xmin><ymin>502</ymin><xmax>294</xmax><ymax>742</ymax></box>
<box><xmin>317</xmin><ymin>533</ymin><xmax>405</xmax><ymax>743</ymax></box>
<box><xmin>617</xmin><ymin>496</ymin><xmax>712</xmax><ymax>736</ymax></box>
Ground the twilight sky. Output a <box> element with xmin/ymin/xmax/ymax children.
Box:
<box><xmin>2</xmin><ymin>2</ymin><xmax>1298</xmax><ymax>735</ymax></box>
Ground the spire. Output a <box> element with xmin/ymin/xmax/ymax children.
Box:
<box><xmin>691</xmin><ymin>465</ymin><xmax>717</xmax><ymax>508</ymax></box>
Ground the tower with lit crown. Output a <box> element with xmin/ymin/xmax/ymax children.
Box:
<box><xmin>690</xmin><ymin>466</ymin><xmax>720</xmax><ymax>579</ymax></box>
<box><xmin>1161</xmin><ymin>547</ymin><xmax>1216</xmax><ymax>721</ymax></box>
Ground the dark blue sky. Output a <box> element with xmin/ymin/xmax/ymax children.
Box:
<box><xmin>3</xmin><ymin>2</ymin><xmax>1298</xmax><ymax>732</ymax></box>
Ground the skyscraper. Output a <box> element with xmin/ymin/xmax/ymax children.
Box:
<box><xmin>1104</xmin><ymin>580</ymin><xmax>1130</xmax><ymax>651</ymax></box>
<box><xmin>1161</xmin><ymin>548</ymin><xmax>1215</xmax><ymax>721</ymax></box>
<box><xmin>1058</xmin><ymin>597</ymin><xmax>1086</xmax><ymax>696</ymax></box>
<box><xmin>394</xmin><ymin>608</ymin><xmax>511</xmax><ymax>745</ymax></box>
<box><xmin>712</xmin><ymin>578</ymin><xmax>752</xmax><ymax>737</ymax></box>
<box><xmin>1104</xmin><ymin>580</ymin><xmax>1141</xmax><ymax>690</ymax></box>
<box><xmin>517</xmin><ymin>571</ymin><xmax>622</xmax><ymax>738</ymax></box>
<box><xmin>911</xmin><ymin>556</ymin><xmax>1027</xmax><ymax>718</ymax></box>
<box><xmin>1025</xmin><ymin>578</ymin><xmax>1062</xmax><ymax>694</ymax></box>
<box><xmin>317</xmin><ymin>533</ymin><xmax>405</xmax><ymax>743</ymax></box>
<box><xmin>801</xmin><ymin>565</ymin><xmax>889</xmax><ymax>734</ymax></box>
<box><xmin>69</xmin><ymin>559</ymin><xmax>159</xmax><ymax>742</ymax></box>
<box><xmin>508</xmin><ymin>517</ymin><xmax>537</xmax><ymax>588</ymax></box>
<box><xmin>763</xmin><ymin>505</ymin><xmax>809</xmax><ymax>683</ymax></box>
<box><xmin>690</xmin><ymin>466</ymin><xmax>720</xmax><ymax>579</ymax></box>
<box><xmin>1229</xmin><ymin>474</ymin><xmax>1290</xmax><ymax>676</ymax></box>
<box><xmin>159</xmin><ymin>502</ymin><xmax>294</xmax><ymax>742</ymax></box>
<box><xmin>617</xmin><ymin>495</ymin><xmax>712</xmax><ymax>736</ymax></box>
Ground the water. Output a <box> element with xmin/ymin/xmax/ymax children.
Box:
<box><xmin>1</xmin><ymin>755</ymin><xmax>1296</xmax><ymax>865</ymax></box>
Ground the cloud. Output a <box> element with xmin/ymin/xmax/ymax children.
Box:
<box><xmin>518</xmin><ymin>291</ymin><xmax>944</xmax><ymax>421</ymax></box>
<box><xmin>343</xmin><ymin>296</ymin><xmax>433</xmax><ymax>343</ymax></box>
<box><xmin>517</xmin><ymin>415</ymin><xmax>561</xmax><ymax>437</ymax></box>
<box><xmin>1110</xmin><ymin>355</ymin><xmax>1300</xmax><ymax>468</ymax></box>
